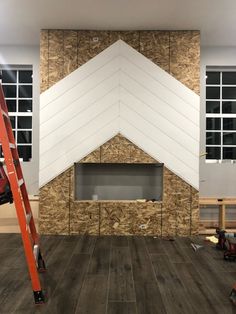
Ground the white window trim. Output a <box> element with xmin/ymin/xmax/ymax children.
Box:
<box><xmin>206</xmin><ymin>68</ymin><xmax>236</xmax><ymax>162</ymax></box>
<box><xmin>0</xmin><ymin>66</ymin><xmax>33</xmax><ymax>162</ymax></box>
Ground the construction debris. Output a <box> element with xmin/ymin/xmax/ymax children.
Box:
<box><xmin>205</xmin><ymin>235</ymin><xmax>218</xmax><ymax>244</ymax></box>
<box><xmin>191</xmin><ymin>243</ymin><xmax>203</xmax><ymax>251</ymax></box>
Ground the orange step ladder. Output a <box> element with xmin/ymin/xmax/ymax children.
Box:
<box><xmin>0</xmin><ymin>80</ymin><xmax>46</xmax><ymax>304</ymax></box>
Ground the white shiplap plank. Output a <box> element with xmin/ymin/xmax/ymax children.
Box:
<box><xmin>40</xmin><ymin>73</ymin><xmax>119</xmax><ymax>139</ymax></box>
<box><xmin>120</xmin><ymin>118</ymin><xmax>199</xmax><ymax>190</ymax></box>
<box><xmin>120</xmin><ymin>56</ymin><xmax>199</xmax><ymax>125</ymax></box>
<box><xmin>120</xmin><ymin>87</ymin><xmax>199</xmax><ymax>156</ymax></box>
<box><xmin>120</xmin><ymin>103</ymin><xmax>198</xmax><ymax>174</ymax></box>
<box><xmin>40</xmin><ymin>92</ymin><xmax>119</xmax><ymax>157</ymax></box>
<box><xmin>40</xmin><ymin>103</ymin><xmax>120</xmax><ymax>170</ymax></box>
<box><xmin>120</xmin><ymin>71</ymin><xmax>199</xmax><ymax>141</ymax></box>
<box><xmin>41</xmin><ymin>57</ymin><xmax>120</xmax><ymax>123</ymax></box>
<box><xmin>39</xmin><ymin>118</ymin><xmax>120</xmax><ymax>186</ymax></box>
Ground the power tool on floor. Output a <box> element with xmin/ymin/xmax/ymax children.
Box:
<box><xmin>216</xmin><ymin>228</ymin><xmax>236</xmax><ymax>261</ymax></box>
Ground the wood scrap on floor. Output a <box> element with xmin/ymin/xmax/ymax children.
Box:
<box><xmin>191</xmin><ymin>243</ymin><xmax>203</xmax><ymax>251</ymax></box>
<box><xmin>205</xmin><ymin>235</ymin><xmax>218</xmax><ymax>244</ymax></box>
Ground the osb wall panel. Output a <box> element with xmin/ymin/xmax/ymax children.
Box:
<box><xmin>48</xmin><ymin>30</ymin><xmax>64</xmax><ymax>88</ymax></box>
<box><xmin>40</xmin><ymin>30</ymin><xmax>49</xmax><ymax>93</ymax></box>
<box><xmin>39</xmin><ymin>134</ymin><xmax>198</xmax><ymax>236</ymax></box>
<box><xmin>170</xmin><ymin>31</ymin><xmax>200</xmax><ymax>94</ymax></box>
<box><xmin>69</xmin><ymin>163</ymin><xmax>99</xmax><ymax>235</ymax></box>
<box><xmin>109</xmin><ymin>31</ymin><xmax>140</xmax><ymax>50</ymax></box>
<box><xmin>130</xmin><ymin>203</ymin><xmax>162</xmax><ymax>236</ymax></box>
<box><xmin>100</xmin><ymin>202</ymin><xmax>162</xmax><ymax>236</ymax></box>
<box><xmin>140</xmin><ymin>31</ymin><xmax>170</xmax><ymax>72</ymax></box>
<box><xmin>89</xmin><ymin>31</ymin><xmax>111</xmax><ymax>59</ymax></box>
<box><xmin>130</xmin><ymin>145</ymin><xmax>157</xmax><ymax>163</ymax></box>
<box><xmin>39</xmin><ymin>168</ymin><xmax>71</xmax><ymax>235</ymax></box>
<box><xmin>77</xmin><ymin>31</ymin><xmax>90</xmax><ymax>67</ymax></box>
<box><xmin>100</xmin><ymin>134</ymin><xmax>157</xmax><ymax>164</ymax></box>
<box><xmin>100</xmin><ymin>203</ymin><xmax>132</xmax><ymax>235</ymax></box>
<box><xmin>70</xmin><ymin>202</ymin><xmax>99</xmax><ymax>235</ymax></box>
<box><xmin>101</xmin><ymin>134</ymin><xmax>132</xmax><ymax>163</ymax></box>
<box><xmin>64</xmin><ymin>30</ymin><xmax>78</xmax><ymax>76</ymax></box>
<box><xmin>40</xmin><ymin>29</ymin><xmax>200</xmax><ymax>94</ymax></box>
<box><xmin>162</xmin><ymin>168</ymin><xmax>191</xmax><ymax>237</ymax></box>
<box><xmin>190</xmin><ymin>187</ymin><xmax>199</xmax><ymax>235</ymax></box>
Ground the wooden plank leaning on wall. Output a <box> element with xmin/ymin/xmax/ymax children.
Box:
<box><xmin>199</xmin><ymin>198</ymin><xmax>236</xmax><ymax>230</ymax></box>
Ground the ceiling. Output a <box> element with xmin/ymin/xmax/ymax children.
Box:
<box><xmin>0</xmin><ymin>0</ymin><xmax>236</xmax><ymax>47</ymax></box>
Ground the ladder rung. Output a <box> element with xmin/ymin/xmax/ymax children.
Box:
<box><xmin>33</xmin><ymin>245</ymin><xmax>39</xmax><ymax>263</ymax></box>
<box><xmin>9</xmin><ymin>143</ymin><xmax>16</xmax><ymax>149</ymax></box>
<box><xmin>1</xmin><ymin>109</ymin><xmax>8</xmax><ymax>119</ymax></box>
<box><xmin>26</xmin><ymin>213</ymin><xmax>32</xmax><ymax>225</ymax></box>
<box><xmin>18</xmin><ymin>179</ymin><xmax>24</xmax><ymax>187</ymax></box>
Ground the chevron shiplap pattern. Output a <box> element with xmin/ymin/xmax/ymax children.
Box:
<box><xmin>40</xmin><ymin>40</ymin><xmax>200</xmax><ymax>189</ymax></box>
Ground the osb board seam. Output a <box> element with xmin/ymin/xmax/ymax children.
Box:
<box><xmin>188</xmin><ymin>185</ymin><xmax>192</xmax><ymax>236</ymax></box>
<box><xmin>63</xmin><ymin>31</ymin><xmax>65</xmax><ymax>78</ymax></box>
<box><xmin>47</xmin><ymin>30</ymin><xmax>49</xmax><ymax>90</ymax></box>
<box><xmin>68</xmin><ymin>167</ymin><xmax>72</xmax><ymax>234</ymax></box>
<box><xmin>98</xmin><ymin>203</ymin><xmax>101</xmax><ymax>236</ymax></box>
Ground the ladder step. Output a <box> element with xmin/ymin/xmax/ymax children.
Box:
<box><xmin>9</xmin><ymin>143</ymin><xmax>16</xmax><ymax>149</ymax></box>
<box><xmin>1</xmin><ymin>109</ymin><xmax>9</xmax><ymax>119</ymax></box>
<box><xmin>26</xmin><ymin>213</ymin><xmax>32</xmax><ymax>225</ymax></box>
<box><xmin>18</xmin><ymin>179</ymin><xmax>24</xmax><ymax>187</ymax></box>
<box><xmin>33</xmin><ymin>245</ymin><xmax>39</xmax><ymax>263</ymax></box>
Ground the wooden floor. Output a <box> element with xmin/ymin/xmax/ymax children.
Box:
<box><xmin>0</xmin><ymin>234</ymin><xmax>235</xmax><ymax>314</ymax></box>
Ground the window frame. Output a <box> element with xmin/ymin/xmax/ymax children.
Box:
<box><xmin>206</xmin><ymin>67</ymin><xmax>236</xmax><ymax>162</ymax></box>
<box><xmin>0</xmin><ymin>65</ymin><xmax>33</xmax><ymax>162</ymax></box>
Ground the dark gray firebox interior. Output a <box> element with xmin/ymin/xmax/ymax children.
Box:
<box><xmin>74</xmin><ymin>163</ymin><xmax>163</xmax><ymax>201</ymax></box>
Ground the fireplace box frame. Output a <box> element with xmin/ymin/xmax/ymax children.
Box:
<box><xmin>74</xmin><ymin>163</ymin><xmax>164</xmax><ymax>201</ymax></box>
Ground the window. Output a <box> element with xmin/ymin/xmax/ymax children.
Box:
<box><xmin>0</xmin><ymin>66</ymin><xmax>33</xmax><ymax>161</ymax></box>
<box><xmin>206</xmin><ymin>68</ymin><xmax>236</xmax><ymax>161</ymax></box>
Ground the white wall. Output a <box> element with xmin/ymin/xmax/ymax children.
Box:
<box><xmin>200</xmin><ymin>46</ymin><xmax>236</xmax><ymax>197</ymax></box>
<box><xmin>0</xmin><ymin>45</ymin><xmax>40</xmax><ymax>195</ymax></box>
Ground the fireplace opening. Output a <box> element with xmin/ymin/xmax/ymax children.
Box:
<box><xmin>74</xmin><ymin>163</ymin><xmax>163</xmax><ymax>201</ymax></box>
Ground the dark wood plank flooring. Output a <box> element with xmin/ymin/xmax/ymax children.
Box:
<box><xmin>0</xmin><ymin>234</ymin><xmax>235</xmax><ymax>314</ymax></box>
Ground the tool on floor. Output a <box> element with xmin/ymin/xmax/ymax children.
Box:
<box><xmin>0</xmin><ymin>79</ymin><xmax>46</xmax><ymax>304</ymax></box>
<box><xmin>191</xmin><ymin>243</ymin><xmax>203</xmax><ymax>251</ymax></box>
<box><xmin>216</xmin><ymin>228</ymin><xmax>236</xmax><ymax>261</ymax></box>
<box><xmin>224</xmin><ymin>237</ymin><xmax>236</xmax><ymax>261</ymax></box>
<box><xmin>215</xmin><ymin>228</ymin><xmax>227</xmax><ymax>250</ymax></box>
